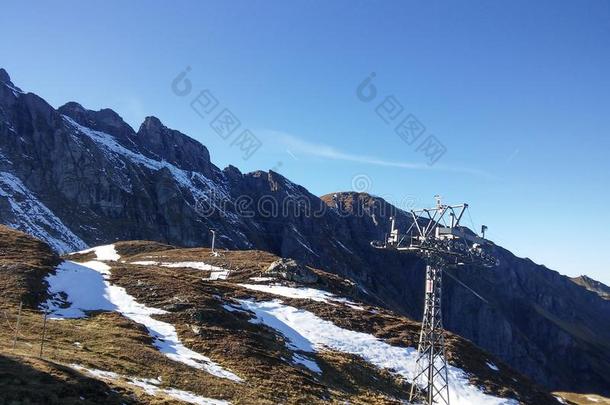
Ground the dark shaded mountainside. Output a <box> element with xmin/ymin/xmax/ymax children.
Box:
<box><xmin>0</xmin><ymin>68</ymin><xmax>609</xmax><ymax>397</ymax></box>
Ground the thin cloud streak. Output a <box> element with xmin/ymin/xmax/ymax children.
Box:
<box><xmin>260</xmin><ymin>130</ymin><xmax>494</xmax><ymax>179</ymax></box>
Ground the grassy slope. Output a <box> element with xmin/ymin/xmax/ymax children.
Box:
<box><xmin>0</xmin><ymin>224</ymin><xmax>60</xmax><ymax>307</ymax></box>
<box><xmin>0</xmin><ymin>227</ymin><xmax>575</xmax><ymax>404</ymax></box>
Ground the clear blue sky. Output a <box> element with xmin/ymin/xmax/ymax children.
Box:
<box><xmin>1</xmin><ymin>1</ymin><xmax>609</xmax><ymax>283</ymax></box>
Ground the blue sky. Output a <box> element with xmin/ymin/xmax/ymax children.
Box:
<box><xmin>1</xmin><ymin>1</ymin><xmax>609</xmax><ymax>283</ymax></box>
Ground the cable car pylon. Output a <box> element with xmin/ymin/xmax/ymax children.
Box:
<box><xmin>371</xmin><ymin>196</ymin><xmax>498</xmax><ymax>404</ymax></box>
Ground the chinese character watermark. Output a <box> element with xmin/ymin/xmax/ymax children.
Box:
<box><xmin>356</xmin><ymin>72</ymin><xmax>446</xmax><ymax>165</ymax></box>
<box><xmin>171</xmin><ymin>66</ymin><xmax>262</xmax><ymax>161</ymax></box>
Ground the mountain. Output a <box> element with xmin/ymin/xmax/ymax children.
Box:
<box><xmin>571</xmin><ymin>275</ymin><xmax>610</xmax><ymax>300</ymax></box>
<box><xmin>0</xmin><ymin>225</ymin><xmax>560</xmax><ymax>404</ymax></box>
<box><xmin>1</xmin><ymin>68</ymin><xmax>609</xmax><ymax>398</ymax></box>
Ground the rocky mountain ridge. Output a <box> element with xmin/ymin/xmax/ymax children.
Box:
<box><xmin>1</xmin><ymin>68</ymin><xmax>609</xmax><ymax>396</ymax></box>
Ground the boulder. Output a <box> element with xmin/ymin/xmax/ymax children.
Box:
<box><xmin>265</xmin><ymin>258</ymin><xmax>318</xmax><ymax>284</ymax></box>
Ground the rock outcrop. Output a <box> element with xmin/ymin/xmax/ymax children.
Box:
<box><xmin>265</xmin><ymin>258</ymin><xmax>319</xmax><ymax>284</ymax></box>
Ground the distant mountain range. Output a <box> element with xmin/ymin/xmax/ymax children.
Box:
<box><xmin>1</xmin><ymin>68</ymin><xmax>609</xmax><ymax>396</ymax></box>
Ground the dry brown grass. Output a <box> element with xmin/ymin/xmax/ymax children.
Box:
<box><xmin>0</xmin><ymin>233</ymin><xmax>564</xmax><ymax>404</ymax></box>
<box><xmin>110</xmin><ymin>243</ymin><xmax>559</xmax><ymax>404</ymax></box>
<box><xmin>0</xmin><ymin>352</ymin><xmax>137</xmax><ymax>404</ymax></box>
<box><xmin>0</xmin><ymin>225</ymin><xmax>59</xmax><ymax>307</ymax></box>
<box><xmin>0</xmin><ymin>301</ymin><xmax>407</xmax><ymax>404</ymax></box>
<box><xmin>105</xmin><ymin>257</ymin><xmax>409</xmax><ymax>404</ymax></box>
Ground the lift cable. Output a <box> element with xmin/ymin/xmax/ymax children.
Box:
<box><xmin>442</xmin><ymin>268</ymin><xmax>489</xmax><ymax>304</ymax></box>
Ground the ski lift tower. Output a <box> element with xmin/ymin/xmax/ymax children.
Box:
<box><xmin>371</xmin><ymin>196</ymin><xmax>497</xmax><ymax>405</ymax></box>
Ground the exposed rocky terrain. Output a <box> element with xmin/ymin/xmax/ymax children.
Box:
<box><xmin>1</xmin><ymin>68</ymin><xmax>609</xmax><ymax>398</ymax></box>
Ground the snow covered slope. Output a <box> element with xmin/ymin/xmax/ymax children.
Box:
<box><xmin>233</xmin><ymin>299</ymin><xmax>517</xmax><ymax>405</ymax></box>
<box><xmin>44</xmin><ymin>246</ymin><xmax>241</xmax><ymax>382</ymax></box>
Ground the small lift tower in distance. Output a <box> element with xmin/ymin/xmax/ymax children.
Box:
<box><xmin>210</xmin><ymin>229</ymin><xmax>220</xmax><ymax>257</ymax></box>
<box><xmin>371</xmin><ymin>196</ymin><xmax>498</xmax><ymax>405</ymax></box>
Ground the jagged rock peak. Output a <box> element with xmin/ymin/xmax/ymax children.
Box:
<box><xmin>136</xmin><ymin>115</ymin><xmax>212</xmax><ymax>173</ymax></box>
<box><xmin>59</xmin><ymin>101</ymin><xmax>85</xmax><ymax>110</ymax></box>
<box><xmin>0</xmin><ymin>68</ymin><xmax>23</xmax><ymax>93</ymax></box>
<box><xmin>57</xmin><ymin>101</ymin><xmax>87</xmax><ymax>117</ymax></box>
<box><xmin>0</xmin><ymin>68</ymin><xmax>11</xmax><ymax>84</ymax></box>
<box><xmin>223</xmin><ymin>164</ymin><xmax>243</xmax><ymax>180</ymax></box>
<box><xmin>58</xmin><ymin>102</ymin><xmax>136</xmax><ymax>139</ymax></box>
<box><xmin>59</xmin><ymin>102</ymin><xmax>130</xmax><ymax>127</ymax></box>
<box><xmin>321</xmin><ymin>191</ymin><xmax>385</xmax><ymax>207</ymax></box>
<box><xmin>139</xmin><ymin>116</ymin><xmax>165</xmax><ymax>131</ymax></box>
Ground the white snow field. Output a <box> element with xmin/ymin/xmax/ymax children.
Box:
<box><xmin>43</xmin><ymin>245</ymin><xmax>242</xmax><ymax>382</ymax></box>
<box><xmin>204</xmin><ymin>269</ymin><xmax>230</xmax><ymax>280</ymax></box>
<box><xmin>232</xmin><ymin>299</ymin><xmax>518</xmax><ymax>405</ymax></box>
<box><xmin>131</xmin><ymin>260</ymin><xmax>225</xmax><ymax>272</ymax></box>
<box><xmin>77</xmin><ymin>244</ymin><xmax>121</xmax><ymax>261</ymax></box>
<box><xmin>70</xmin><ymin>364</ymin><xmax>230</xmax><ymax>405</ymax></box>
<box><xmin>237</xmin><ymin>284</ymin><xmax>365</xmax><ymax>310</ymax></box>
<box><xmin>130</xmin><ymin>260</ymin><xmax>230</xmax><ymax>280</ymax></box>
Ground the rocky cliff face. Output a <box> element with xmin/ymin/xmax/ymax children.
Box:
<box><xmin>1</xmin><ymin>68</ymin><xmax>609</xmax><ymax>396</ymax></box>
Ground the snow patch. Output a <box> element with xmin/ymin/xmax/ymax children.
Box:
<box><xmin>76</xmin><ymin>244</ymin><xmax>120</xmax><ymax>261</ymax></box>
<box><xmin>43</xmin><ymin>260</ymin><xmax>241</xmax><ymax>382</ymax></box>
<box><xmin>249</xmin><ymin>277</ymin><xmax>275</xmax><ymax>282</ymax></box>
<box><xmin>238</xmin><ymin>284</ymin><xmax>365</xmax><ymax>310</ymax></box>
<box><xmin>70</xmin><ymin>364</ymin><xmax>230</xmax><ymax>405</ymax></box>
<box><xmin>131</xmin><ymin>260</ymin><xmax>230</xmax><ymax>280</ymax></box>
<box><xmin>131</xmin><ymin>260</ymin><xmax>158</xmax><ymax>266</ymax></box>
<box><xmin>292</xmin><ymin>353</ymin><xmax>321</xmax><ymax>374</ymax></box>
<box><xmin>233</xmin><ymin>299</ymin><xmax>518</xmax><ymax>405</ymax></box>
<box><xmin>131</xmin><ymin>260</ymin><xmax>225</xmax><ymax>272</ymax></box>
<box><xmin>71</xmin><ymin>364</ymin><xmax>119</xmax><ymax>380</ymax></box>
<box><xmin>486</xmin><ymin>362</ymin><xmax>499</xmax><ymax>371</ymax></box>
<box><xmin>204</xmin><ymin>270</ymin><xmax>230</xmax><ymax>280</ymax></box>
<box><xmin>162</xmin><ymin>388</ymin><xmax>230</xmax><ymax>405</ymax></box>
<box><xmin>43</xmin><ymin>261</ymin><xmax>116</xmax><ymax>318</ymax></box>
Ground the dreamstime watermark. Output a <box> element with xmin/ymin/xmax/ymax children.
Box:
<box><xmin>348</xmin><ymin>173</ymin><xmax>421</xmax><ymax>211</ymax></box>
<box><xmin>171</xmin><ymin>66</ymin><xmax>262</xmax><ymax>161</ymax></box>
<box><xmin>351</xmin><ymin>173</ymin><xmax>373</xmax><ymax>193</ymax></box>
<box><xmin>397</xmin><ymin>194</ymin><xmax>421</xmax><ymax>212</ymax></box>
<box><xmin>356</xmin><ymin>72</ymin><xmax>447</xmax><ymax>165</ymax></box>
<box><xmin>191</xmin><ymin>189</ymin><xmax>419</xmax><ymax>221</ymax></box>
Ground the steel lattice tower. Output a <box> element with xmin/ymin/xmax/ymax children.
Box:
<box><xmin>371</xmin><ymin>196</ymin><xmax>498</xmax><ymax>405</ymax></box>
<box><xmin>409</xmin><ymin>263</ymin><xmax>450</xmax><ymax>405</ymax></box>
